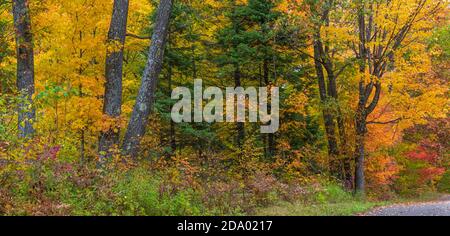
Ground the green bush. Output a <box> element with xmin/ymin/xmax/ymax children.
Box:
<box><xmin>1</xmin><ymin>162</ymin><xmax>207</xmax><ymax>216</ymax></box>
<box><xmin>437</xmin><ymin>170</ymin><xmax>450</xmax><ymax>193</ymax></box>
<box><xmin>315</xmin><ymin>182</ymin><xmax>352</xmax><ymax>204</ymax></box>
<box><xmin>112</xmin><ymin>169</ymin><xmax>204</xmax><ymax>216</ymax></box>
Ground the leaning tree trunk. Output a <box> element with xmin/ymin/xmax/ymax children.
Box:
<box><xmin>13</xmin><ymin>0</ymin><xmax>35</xmax><ymax>139</ymax></box>
<box><xmin>99</xmin><ymin>0</ymin><xmax>130</xmax><ymax>161</ymax></box>
<box><xmin>122</xmin><ymin>0</ymin><xmax>173</xmax><ymax>158</ymax></box>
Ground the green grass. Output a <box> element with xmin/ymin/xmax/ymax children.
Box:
<box><xmin>255</xmin><ymin>200</ymin><xmax>389</xmax><ymax>216</ymax></box>
<box><xmin>255</xmin><ymin>190</ymin><xmax>447</xmax><ymax>216</ymax></box>
<box><xmin>255</xmin><ymin>183</ymin><xmax>391</xmax><ymax>216</ymax></box>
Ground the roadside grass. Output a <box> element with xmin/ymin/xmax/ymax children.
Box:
<box><xmin>255</xmin><ymin>200</ymin><xmax>389</xmax><ymax>216</ymax></box>
<box><xmin>256</xmin><ymin>183</ymin><xmax>391</xmax><ymax>216</ymax></box>
<box><xmin>255</xmin><ymin>190</ymin><xmax>447</xmax><ymax>216</ymax></box>
<box><xmin>387</xmin><ymin>192</ymin><xmax>450</xmax><ymax>206</ymax></box>
<box><xmin>403</xmin><ymin>192</ymin><xmax>448</xmax><ymax>202</ymax></box>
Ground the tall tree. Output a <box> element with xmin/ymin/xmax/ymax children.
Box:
<box><xmin>230</xmin><ymin>1</ymin><xmax>245</xmax><ymax>148</ymax></box>
<box><xmin>159</xmin><ymin>1</ymin><xmax>200</xmax><ymax>156</ymax></box>
<box><xmin>13</xmin><ymin>0</ymin><xmax>35</xmax><ymax>138</ymax></box>
<box><xmin>122</xmin><ymin>0</ymin><xmax>173</xmax><ymax>158</ymax></box>
<box><xmin>352</xmin><ymin>0</ymin><xmax>441</xmax><ymax>194</ymax></box>
<box><xmin>245</xmin><ymin>0</ymin><xmax>281</xmax><ymax>157</ymax></box>
<box><xmin>308</xmin><ymin>0</ymin><xmax>351</xmax><ymax>184</ymax></box>
<box><xmin>215</xmin><ymin>0</ymin><xmax>251</xmax><ymax>148</ymax></box>
<box><xmin>99</xmin><ymin>0</ymin><xmax>130</xmax><ymax>160</ymax></box>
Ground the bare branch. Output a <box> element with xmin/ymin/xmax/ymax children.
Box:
<box><xmin>126</xmin><ymin>33</ymin><xmax>151</xmax><ymax>40</ymax></box>
<box><xmin>366</xmin><ymin>82</ymin><xmax>381</xmax><ymax>115</ymax></box>
<box><xmin>367</xmin><ymin>118</ymin><xmax>401</xmax><ymax>125</ymax></box>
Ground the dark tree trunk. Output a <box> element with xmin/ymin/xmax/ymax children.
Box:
<box><xmin>99</xmin><ymin>0</ymin><xmax>130</xmax><ymax>161</ymax></box>
<box><xmin>122</xmin><ymin>0</ymin><xmax>173</xmax><ymax>158</ymax></box>
<box><xmin>263</xmin><ymin>59</ymin><xmax>275</xmax><ymax>157</ymax></box>
<box><xmin>354</xmin><ymin>110</ymin><xmax>366</xmax><ymax>194</ymax></box>
<box><xmin>325</xmin><ymin>48</ymin><xmax>352</xmax><ymax>186</ymax></box>
<box><xmin>340</xmin><ymin>119</ymin><xmax>353</xmax><ymax>189</ymax></box>
<box><xmin>324</xmin><ymin>50</ymin><xmax>348</xmax><ymax>182</ymax></box>
<box><xmin>313</xmin><ymin>37</ymin><xmax>340</xmax><ymax>176</ymax></box>
<box><xmin>354</xmin><ymin>7</ymin><xmax>367</xmax><ymax>195</ymax></box>
<box><xmin>353</xmin><ymin>78</ymin><xmax>381</xmax><ymax>195</ymax></box>
<box><xmin>309</xmin><ymin>1</ymin><xmax>344</xmax><ymax>179</ymax></box>
<box><xmin>309</xmin><ymin>1</ymin><xmax>354</xmax><ymax>184</ymax></box>
<box><xmin>13</xmin><ymin>0</ymin><xmax>35</xmax><ymax>138</ymax></box>
<box><xmin>336</xmin><ymin>103</ymin><xmax>351</xmax><ymax>187</ymax></box>
<box><xmin>167</xmin><ymin>66</ymin><xmax>176</xmax><ymax>154</ymax></box>
<box><xmin>234</xmin><ymin>64</ymin><xmax>245</xmax><ymax>148</ymax></box>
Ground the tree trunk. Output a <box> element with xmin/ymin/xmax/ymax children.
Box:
<box><xmin>324</xmin><ymin>54</ymin><xmax>349</xmax><ymax>182</ymax></box>
<box><xmin>167</xmin><ymin>65</ymin><xmax>176</xmax><ymax>154</ymax></box>
<box><xmin>122</xmin><ymin>0</ymin><xmax>173</xmax><ymax>158</ymax></box>
<box><xmin>354</xmin><ymin>7</ymin><xmax>367</xmax><ymax>195</ymax></box>
<box><xmin>354</xmin><ymin>111</ymin><xmax>366</xmax><ymax>195</ymax></box>
<box><xmin>234</xmin><ymin>64</ymin><xmax>245</xmax><ymax>148</ymax></box>
<box><xmin>13</xmin><ymin>0</ymin><xmax>35</xmax><ymax>138</ymax></box>
<box><xmin>351</xmin><ymin>0</ymin><xmax>425</xmax><ymax>194</ymax></box>
<box><xmin>336</xmin><ymin>105</ymin><xmax>352</xmax><ymax>188</ymax></box>
<box><xmin>313</xmin><ymin>37</ymin><xmax>340</xmax><ymax>176</ymax></box>
<box><xmin>263</xmin><ymin>58</ymin><xmax>275</xmax><ymax>157</ymax></box>
<box><xmin>310</xmin><ymin>1</ymin><xmax>353</xmax><ymax>182</ymax></box>
<box><xmin>99</xmin><ymin>0</ymin><xmax>130</xmax><ymax>161</ymax></box>
<box><xmin>325</xmin><ymin>51</ymin><xmax>352</xmax><ymax>186</ymax></box>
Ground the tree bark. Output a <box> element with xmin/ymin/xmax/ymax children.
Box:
<box><xmin>13</xmin><ymin>0</ymin><xmax>35</xmax><ymax>138</ymax></box>
<box><xmin>309</xmin><ymin>1</ymin><xmax>346</xmax><ymax>181</ymax></box>
<box><xmin>353</xmin><ymin>7</ymin><xmax>367</xmax><ymax>195</ymax></box>
<box><xmin>230</xmin><ymin>3</ymin><xmax>245</xmax><ymax>149</ymax></box>
<box><xmin>263</xmin><ymin>58</ymin><xmax>275</xmax><ymax>157</ymax></box>
<box><xmin>313</xmin><ymin>36</ymin><xmax>340</xmax><ymax>177</ymax></box>
<box><xmin>324</xmin><ymin>45</ymin><xmax>352</xmax><ymax>187</ymax></box>
<box><xmin>354</xmin><ymin>109</ymin><xmax>366</xmax><ymax>194</ymax></box>
<box><xmin>99</xmin><ymin>0</ymin><xmax>130</xmax><ymax>161</ymax></box>
<box><xmin>234</xmin><ymin>64</ymin><xmax>245</xmax><ymax>148</ymax></box>
<box><xmin>167</xmin><ymin>65</ymin><xmax>176</xmax><ymax>154</ymax></box>
<box><xmin>122</xmin><ymin>0</ymin><xmax>173</xmax><ymax>158</ymax></box>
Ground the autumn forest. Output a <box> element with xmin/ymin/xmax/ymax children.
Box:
<box><xmin>0</xmin><ymin>0</ymin><xmax>449</xmax><ymax>216</ymax></box>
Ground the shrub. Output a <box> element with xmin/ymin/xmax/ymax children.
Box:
<box><xmin>111</xmin><ymin>168</ymin><xmax>203</xmax><ymax>216</ymax></box>
<box><xmin>437</xmin><ymin>170</ymin><xmax>450</xmax><ymax>193</ymax></box>
<box><xmin>314</xmin><ymin>182</ymin><xmax>352</xmax><ymax>204</ymax></box>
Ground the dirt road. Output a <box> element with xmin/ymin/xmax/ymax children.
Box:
<box><xmin>366</xmin><ymin>196</ymin><xmax>450</xmax><ymax>216</ymax></box>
